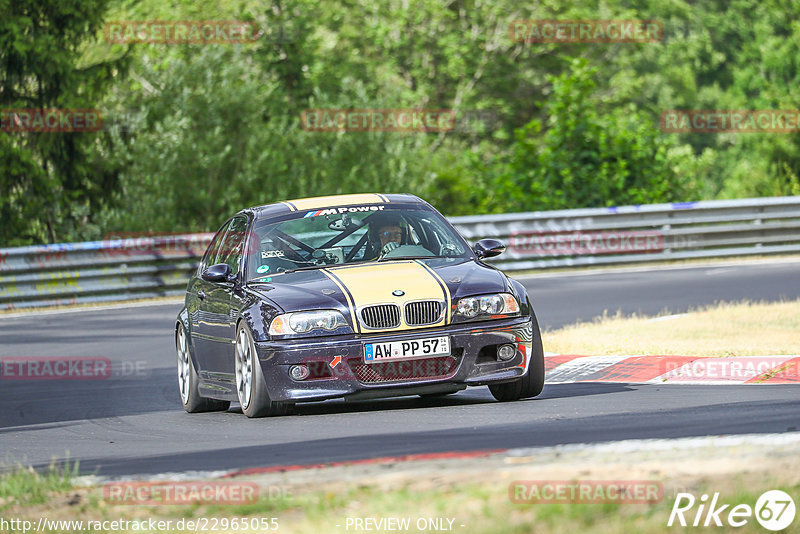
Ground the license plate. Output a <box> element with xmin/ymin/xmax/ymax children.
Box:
<box><xmin>364</xmin><ymin>336</ymin><xmax>450</xmax><ymax>363</ymax></box>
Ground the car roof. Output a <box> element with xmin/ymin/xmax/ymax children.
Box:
<box><xmin>241</xmin><ymin>193</ymin><xmax>428</xmax><ymax>219</ymax></box>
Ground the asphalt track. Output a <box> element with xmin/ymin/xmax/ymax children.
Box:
<box><xmin>1</xmin><ymin>259</ymin><xmax>799</xmax><ymax>477</ymax></box>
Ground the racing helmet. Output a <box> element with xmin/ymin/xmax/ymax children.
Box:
<box><xmin>364</xmin><ymin>212</ymin><xmax>409</xmax><ymax>257</ymax></box>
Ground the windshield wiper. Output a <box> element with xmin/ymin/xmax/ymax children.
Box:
<box><xmin>248</xmin><ymin>264</ymin><xmax>329</xmax><ymax>282</ymax></box>
<box><xmin>377</xmin><ymin>255</ymin><xmax>450</xmax><ymax>262</ymax></box>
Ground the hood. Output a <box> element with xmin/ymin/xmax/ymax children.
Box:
<box><xmin>247</xmin><ymin>258</ymin><xmax>511</xmax><ymax>334</ymax></box>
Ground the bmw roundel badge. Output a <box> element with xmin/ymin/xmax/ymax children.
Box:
<box><xmin>392</xmin><ymin>290</ymin><xmax>405</xmax><ymax>297</ymax></box>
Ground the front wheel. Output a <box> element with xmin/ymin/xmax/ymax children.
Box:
<box><xmin>489</xmin><ymin>314</ymin><xmax>545</xmax><ymax>402</ymax></box>
<box><xmin>176</xmin><ymin>323</ymin><xmax>230</xmax><ymax>413</ymax></box>
<box><xmin>235</xmin><ymin>323</ymin><xmax>291</xmax><ymax>418</ymax></box>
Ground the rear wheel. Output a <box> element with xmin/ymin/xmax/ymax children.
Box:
<box><xmin>489</xmin><ymin>313</ymin><xmax>545</xmax><ymax>402</ymax></box>
<box><xmin>176</xmin><ymin>323</ymin><xmax>230</xmax><ymax>413</ymax></box>
<box><xmin>235</xmin><ymin>323</ymin><xmax>291</xmax><ymax>418</ymax></box>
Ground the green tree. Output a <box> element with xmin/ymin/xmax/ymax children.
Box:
<box><xmin>47</xmin><ymin>0</ymin><xmax>800</xmax><ymax>241</ymax></box>
<box><xmin>499</xmin><ymin>59</ymin><xmax>694</xmax><ymax>211</ymax></box>
<box><xmin>99</xmin><ymin>45</ymin><xmax>434</xmax><ymax>232</ymax></box>
<box><xmin>0</xmin><ymin>0</ymin><xmax>127</xmax><ymax>246</ymax></box>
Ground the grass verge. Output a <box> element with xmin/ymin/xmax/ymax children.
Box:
<box><xmin>0</xmin><ymin>462</ymin><xmax>78</xmax><ymax>511</ymax></box>
<box><xmin>543</xmin><ymin>299</ymin><xmax>800</xmax><ymax>357</ymax></box>
<box><xmin>2</xmin><ymin>459</ymin><xmax>799</xmax><ymax>533</ymax></box>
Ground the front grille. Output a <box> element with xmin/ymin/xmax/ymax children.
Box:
<box><xmin>348</xmin><ymin>355</ymin><xmax>459</xmax><ymax>384</ymax></box>
<box><xmin>360</xmin><ymin>304</ymin><xmax>401</xmax><ymax>329</ymax></box>
<box><xmin>405</xmin><ymin>300</ymin><xmax>444</xmax><ymax>326</ymax></box>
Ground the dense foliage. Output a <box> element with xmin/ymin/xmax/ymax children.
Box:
<box><xmin>1</xmin><ymin>0</ymin><xmax>799</xmax><ymax>244</ymax></box>
<box><xmin>0</xmin><ymin>0</ymin><xmax>128</xmax><ymax>245</ymax></box>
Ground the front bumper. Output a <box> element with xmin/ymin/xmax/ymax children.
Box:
<box><xmin>256</xmin><ymin>317</ymin><xmax>533</xmax><ymax>402</ymax></box>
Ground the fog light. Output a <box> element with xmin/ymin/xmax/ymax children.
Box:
<box><xmin>289</xmin><ymin>365</ymin><xmax>310</xmax><ymax>381</ymax></box>
<box><xmin>497</xmin><ymin>344</ymin><xmax>516</xmax><ymax>361</ymax></box>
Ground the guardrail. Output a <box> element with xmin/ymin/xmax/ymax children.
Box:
<box><xmin>0</xmin><ymin>234</ymin><xmax>213</xmax><ymax>310</ymax></box>
<box><xmin>1</xmin><ymin>196</ymin><xmax>798</xmax><ymax>310</ymax></box>
<box><xmin>450</xmin><ymin>196</ymin><xmax>800</xmax><ymax>271</ymax></box>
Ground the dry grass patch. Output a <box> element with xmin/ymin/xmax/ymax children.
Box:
<box><xmin>543</xmin><ymin>299</ymin><xmax>800</xmax><ymax>357</ymax></box>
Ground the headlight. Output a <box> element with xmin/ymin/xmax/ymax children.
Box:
<box><xmin>269</xmin><ymin>310</ymin><xmax>349</xmax><ymax>335</ymax></box>
<box><xmin>454</xmin><ymin>293</ymin><xmax>520</xmax><ymax>320</ymax></box>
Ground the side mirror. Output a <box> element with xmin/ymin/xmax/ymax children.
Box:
<box><xmin>201</xmin><ymin>263</ymin><xmax>234</xmax><ymax>283</ymax></box>
<box><xmin>474</xmin><ymin>238</ymin><xmax>506</xmax><ymax>259</ymax></box>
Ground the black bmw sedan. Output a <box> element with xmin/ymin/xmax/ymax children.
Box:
<box><xmin>176</xmin><ymin>193</ymin><xmax>544</xmax><ymax>417</ymax></box>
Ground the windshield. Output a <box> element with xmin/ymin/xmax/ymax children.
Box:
<box><xmin>247</xmin><ymin>204</ymin><xmax>471</xmax><ymax>280</ymax></box>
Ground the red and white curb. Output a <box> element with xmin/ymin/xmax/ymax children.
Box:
<box><xmin>545</xmin><ymin>354</ymin><xmax>800</xmax><ymax>384</ymax></box>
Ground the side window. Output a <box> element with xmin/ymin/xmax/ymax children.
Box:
<box><xmin>199</xmin><ymin>220</ymin><xmax>232</xmax><ymax>272</ymax></box>
<box><xmin>217</xmin><ymin>216</ymin><xmax>249</xmax><ymax>275</ymax></box>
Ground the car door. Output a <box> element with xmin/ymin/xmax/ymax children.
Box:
<box><xmin>188</xmin><ymin>220</ymin><xmax>230</xmax><ymax>368</ymax></box>
<box><xmin>197</xmin><ymin>215</ymin><xmax>249</xmax><ymax>376</ymax></box>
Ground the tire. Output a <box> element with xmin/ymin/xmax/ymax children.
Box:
<box><xmin>489</xmin><ymin>313</ymin><xmax>545</xmax><ymax>402</ymax></box>
<box><xmin>235</xmin><ymin>323</ymin><xmax>291</xmax><ymax>418</ymax></box>
<box><xmin>176</xmin><ymin>323</ymin><xmax>230</xmax><ymax>413</ymax></box>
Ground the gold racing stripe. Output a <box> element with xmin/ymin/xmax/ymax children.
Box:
<box><xmin>326</xmin><ymin>261</ymin><xmax>447</xmax><ymax>331</ymax></box>
<box><xmin>280</xmin><ymin>200</ymin><xmax>297</xmax><ymax>211</ymax></box>
<box><xmin>321</xmin><ymin>269</ymin><xmax>361</xmax><ymax>334</ymax></box>
<box><xmin>285</xmin><ymin>193</ymin><xmax>386</xmax><ymax>211</ymax></box>
<box><xmin>414</xmin><ymin>259</ymin><xmax>452</xmax><ymax>324</ymax></box>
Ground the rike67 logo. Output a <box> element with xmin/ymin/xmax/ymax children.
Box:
<box><xmin>668</xmin><ymin>490</ymin><xmax>796</xmax><ymax>531</ymax></box>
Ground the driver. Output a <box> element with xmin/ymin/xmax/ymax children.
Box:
<box><xmin>377</xmin><ymin>224</ymin><xmax>403</xmax><ymax>255</ymax></box>
<box><xmin>365</xmin><ymin>213</ymin><xmax>408</xmax><ymax>259</ymax></box>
